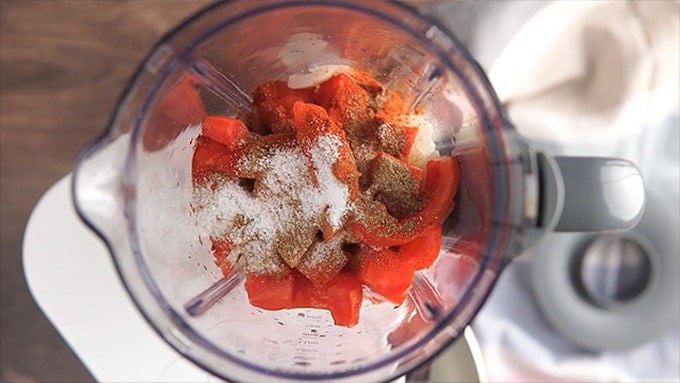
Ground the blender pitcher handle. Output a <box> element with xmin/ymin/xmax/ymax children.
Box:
<box><xmin>537</xmin><ymin>153</ymin><xmax>646</xmax><ymax>232</ymax></box>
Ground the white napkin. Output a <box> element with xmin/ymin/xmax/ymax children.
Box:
<box><xmin>430</xmin><ymin>1</ymin><xmax>680</xmax><ymax>382</ymax></box>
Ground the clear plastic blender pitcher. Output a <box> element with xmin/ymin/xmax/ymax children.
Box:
<box><xmin>72</xmin><ymin>1</ymin><xmax>645</xmax><ymax>382</ymax></box>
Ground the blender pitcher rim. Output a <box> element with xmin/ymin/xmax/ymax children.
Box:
<box><xmin>69</xmin><ymin>0</ymin><xmax>232</xmax><ymax>233</ymax></box>
<box><xmin>71</xmin><ymin>0</ymin><xmax>519</xmax><ymax>381</ymax></box>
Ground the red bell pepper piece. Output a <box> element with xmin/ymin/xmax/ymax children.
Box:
<box><xmin>210</xmin><ymin>237</ymin><xmax>235</xmax><ymax>276</ymax></box>
<box><xmin>250</xmin><ymin>81</ymin><xmax>314</xmax><ymax>135</ymax></box>
<box><xmin>355</xmin><ymin>246</ymin><xmax>415</xmax><ymax>305</ymax></box>
<box><xmin>293</xmin><ymin>271</ymin><xmax>363</xmax><ymax>327</ymax></box>
<box><xmin>313</xmin><ymin>73</ymin><xmax>371</xmax><ymax>131</ymax></box>
<box><xmin>291</xmin><ymin>101</ymin><xmax>360</xmax><ymax>199</ymax></box>
<box><xmin>347</xmin><ymin>155</ymin><xmax>459</xmax><ymax>247</ymax></box>
<box><xmin>399</xmin><ymin>224</ymin><xmax>442</xmax><ymax>270</ymax></box>
<box><xmin>418</xmin><ymin>155</ymin><xmax>460</xmax><ymax>225</ymax></box>
<box><xmin>244</xmin><ymin>271</ymin><xmax>295</xmax><ymax>311</ymax></box>
<box><xmin>191</xmin><ymin>136</ymin><xmax>234</xmax><ymax>182</ymax></box>
<box><xmin>201</xmin><ymin>116</ymin><xmax>251</xmax><ymax>150</ymax></box>
<box><xmin>143</xmin><ymin>73</ymin><xmax>206</xmax><ymax>151</ymax></box>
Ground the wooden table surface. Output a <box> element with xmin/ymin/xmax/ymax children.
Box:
<box><xmin>0</xmin><ymin>2</ymin><xmax>212</xmax><ymax>381</ymax></box>
<box><xmin>1</xmin><ymin>2</ymin><xmax>448</xmax><ymax>381</ymax></box>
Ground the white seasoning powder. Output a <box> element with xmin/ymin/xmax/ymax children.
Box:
<box><xmin>308</xmin><ymin>134</ymin><xmax>350</xmax><ymax>230</ymax></box>
<box><xmin>193</xmin><ymin>133</ymin><xmax>351</xmax><ymax>274</ymax></box>
<box><xmin>193</xmin><ymin>176</ymin><xmax>279</xmax><ymax>272</ymax></box>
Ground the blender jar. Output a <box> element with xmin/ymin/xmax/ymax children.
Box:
<box><xmin>72</xmin><ymin>1</ymin><xmax>644</xmax><ymax>382</ymax></box>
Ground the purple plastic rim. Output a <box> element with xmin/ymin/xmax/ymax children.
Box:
<box><xmin>72</xmin><ymin>0</ymin><xmax>521</xmax><ymax>381</ymax></box>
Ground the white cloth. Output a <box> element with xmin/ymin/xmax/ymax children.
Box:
<box><xmin>475</xmin><ymin>257</ymin><xmax>679</xmax><ymax>383</ymax></box>
<box><xmin>430</xmin><ymin>1</ymin><xmax>680</xmax><ymax>382</ymax></box>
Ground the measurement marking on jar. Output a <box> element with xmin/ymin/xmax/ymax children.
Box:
<box><xmin>296</xmin><ymin>348</ymin><xmax>317</xmax><ymax>353</ymax></box>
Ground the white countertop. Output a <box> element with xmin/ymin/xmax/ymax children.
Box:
<box><xmin>23</xmin><ymin>174</ymin><xmax>485</xmax><ymax>383</ymax></box>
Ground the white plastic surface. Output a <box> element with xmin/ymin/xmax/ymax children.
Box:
<box><xmin>22</xmin><ymin>174</ymin><xmax>485</xmax><ymax>383</ymax></box>
<box><xmin>23</xmin><ymin>174</ymin><xmax>225</xmax><ymax>382</ymax></box>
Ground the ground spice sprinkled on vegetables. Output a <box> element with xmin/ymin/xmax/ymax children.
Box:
<box><xmin>191</xmin><ymin>70</ymin><xmax>460</xmax><ymax>327</ymax></box>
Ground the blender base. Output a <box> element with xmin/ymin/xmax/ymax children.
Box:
<box><xmin>23</xmin><ymin>174</ymin><xmax>486</xmax><ymax>383</ymax></box>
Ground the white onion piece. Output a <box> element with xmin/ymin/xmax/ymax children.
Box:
<box><xmin>277</xmin><ymin>33</ymin><xmax>333</xmax><ymax>68</ymax></box>
<box><xmin>401</xmin><ymin>114</ymin><xmax>439</xmax><ymax>168</ymax></box>
<box><xmin>287</xmin><ymin>64</ymin><xmax>354</xmax><ymax>89</ymax></box>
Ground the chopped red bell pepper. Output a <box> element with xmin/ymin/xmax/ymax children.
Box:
<box><xmin>192</xmin><ymin>72</ymin><xmax>464</xmax><ymax>327</ymax></box>
<box><xmin>363</xmin><ymin>151</ymin><xmax>423</xmax><ymax>218</ymax></box>
<box><xmin>291</xmin><ymin>101</ymin><xmax>359</xmax><ymax>196</ymax></box>
<box><xmin>210</xmin><ymin>237</ymin><xmax>235</xmax><ymax>276</ymax></box>
<box><xmin>313</xmin><ymin>73</ymin><xmax>371</xmax><ymax>130</ymax></box>
<box><xmin>244</xmin><ymin>271</ymin><xmax>295</xmax><ymax>311</ymax></box>
<box><xmin>191</xmin><ymin>136</ymin><xmax>234</xmax><ymax>182</ymax></box>
<box><xmin>347</xmin><ymin>155</ymin><xmax>459</xmax><ymax>248</ymax></box>
<box><xmin>250</xmin><ymin>81</ymin><xmax>315</xmax><ymax>135</ymax></box>
<box><xmin>224</xmin><ymin>132</ymin><xmax>297</xmax><ymax>179</ymax></box>
<box><xmin>399</xmin><ymin>224</ymin><xmax>442</xmax><ymax>270</ymax></box>
<box><xmin>355</xmin><ymin>245</ymin><xmax>415</xmax><ymax>305</ymax></box>
<box><xmin>201</xmin><ymin>116</ymin><xmax>251</xmax><ymax>150</ymax></box>
<box><xmin>457</xmin><ymin>147</ymin><xmax>492</xmax><ymax>233</ymax></box>
<box><xmin>144</xmin><ymin>73</ymin><xmax>205</xmax><ymax>151</ymax></box>
<box><xmin>292</xmin><ymin>271</ymin><xmax>363</xmax><ymax>327</ymax></box>
<box><xmin>419</xmin><ymin>155</ymin><xmax>460</xmax><ymax>224</ymax></box>
<box><xmin>346</xmin><ymin>197</ymin><xmax>429</xmax><ymax>247</ymax></box>
<box><xmin>374</xmin><ymin>110</ymin><xmax>419</xmax><ymax>160</ymax></box>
